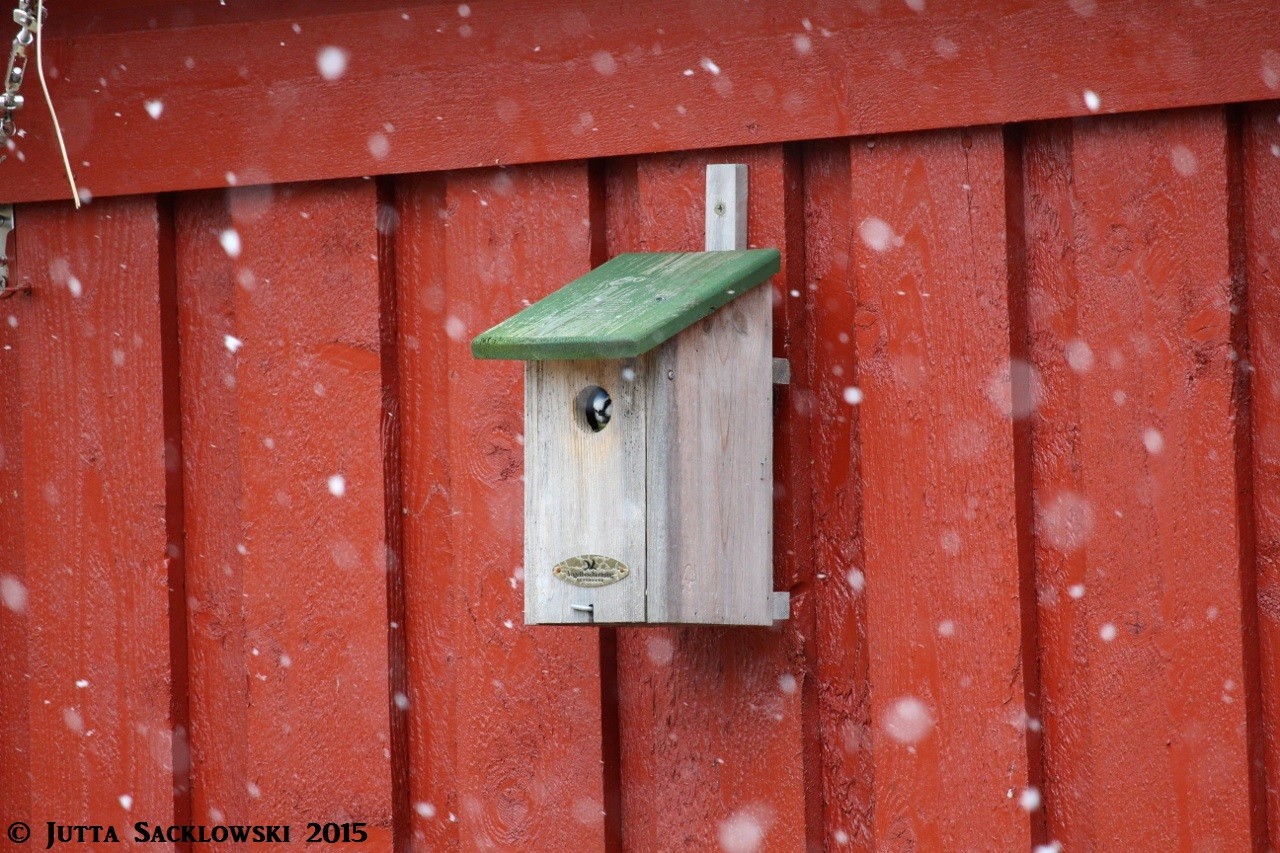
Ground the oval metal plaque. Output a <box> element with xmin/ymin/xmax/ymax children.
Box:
<box><xmin>552</xmin><ymin>554</ymin><xmax>630</xmax><ymax>588</ymax></box>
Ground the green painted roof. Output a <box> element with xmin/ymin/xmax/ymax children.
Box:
<box><xmin>471</xmin><ymin>249</ymin><xmax>780</xmax><ymax>360</ymax></box>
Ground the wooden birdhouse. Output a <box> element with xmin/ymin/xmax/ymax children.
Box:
<box><xmin>472</xmin><ymin>165</ymin><xmax>789</xmax><ymax>626</ymax></box>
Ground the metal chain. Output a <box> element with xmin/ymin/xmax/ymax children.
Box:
<box><xmin>2</xmin><ymin>0</ymin><xmax>42</xmax><ymax>155</ymax></box>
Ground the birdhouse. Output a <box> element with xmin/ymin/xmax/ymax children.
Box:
<box><xmin>472</xmin><ymin>165</ymin><xmax>789</xmax><ymax>626</ymax></box>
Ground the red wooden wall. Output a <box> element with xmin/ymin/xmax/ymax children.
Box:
<box><xmin>3</xmin><ymin>102</ymin><xmax>1279</xmax><ymax>852</ymax></box>
<box><xmin>3</xmin><ymin>3</ymin><xmax>1280</xmax><ymax>851</ymax></box>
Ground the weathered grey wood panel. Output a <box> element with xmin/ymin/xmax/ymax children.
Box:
<box><xmin>525</xmin><ymin>359</ymin><xmax>647</xmax><ymax>624</ymax></box>
<box><xmin>643</xmin><ymin>283</ymin><xmax>773</xmax><ymax>624</ymax></box>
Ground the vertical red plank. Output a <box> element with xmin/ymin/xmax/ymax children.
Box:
<box><xmin>607</xmin><ymin>145</ymin><xmax>812</xmax><ymax>852</ymax></box>
<box><xmin>394</xmin><ymin>163</ymin><xmax>609</xmax><ymax>850</ymax></box>
<box><xmin>392</xmin><ymin>173</ymin><xmax>457</xmax><ymax>850</ymax></box>
<box><xmin>1246</xmin><ymin>102</ymin><xmax>1280</xmax><ymax>850</ymax></box>
<box><xmin>176</xmin><ymin>181</ymin><xmax>392</xmax><ymax>845</ymax></box>
<box><xmin>0</xmin><ymin>253</ymin><xmax>31</xmax><ymax>845</ymax></box>
<box><xmin>803</xmin><ymin>140</ymin><xmax>875</xmax><ymax>850</ymax></box>
<box><xmin>849</xmin><ymin>128</ymin><xmax>1032</xmax><ymax>849</ymax></box>
<box><xmin>9</xmin><ymin>198</ymin><xmax>177</xmax><ymax>844</ymax></box>
<box><xmin>1024</xmin><ymin>109</ymin><xmax>1255</xmax><ymax>848</ymax></box>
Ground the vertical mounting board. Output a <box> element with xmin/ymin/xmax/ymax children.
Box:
<box><xmin>705</xmin><ymin>164</ymin><xmax>748</xmax><ymax>251</ymax></box>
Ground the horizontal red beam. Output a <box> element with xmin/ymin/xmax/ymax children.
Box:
<box><xmin>3</xmin><ymin>0</ymin><xmax>1277</xmax><ymax>203</ymax></box>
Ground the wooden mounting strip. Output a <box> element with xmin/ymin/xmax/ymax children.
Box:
<box><xmin>3</xmin><ymin>0</ymin><xmax>1278</xmax><ymax>203</ymax></box>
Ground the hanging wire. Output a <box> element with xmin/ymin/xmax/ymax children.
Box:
<box><xmin>35</xmin><ymin>0</ymin><xmax>77</xmax><ymax>207</ymax></box>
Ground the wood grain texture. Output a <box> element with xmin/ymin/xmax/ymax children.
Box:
<box><xmin>5</xmin><ymin>197</ymin><xmax>177</xmax><ymax>842</ymax></box>
<box><xmin>175</xmin><ymin>180</ymin><xmax>393</xmax><ymax>846</ymax></box>
<box><xmin>393</xmin><ymin>163</ymin><xmax>609</xmax><ymax>849</ymax></box>
<box><xmin>608</xmin><ymin>144</ymin><xmax>811</xmax><ymax>850</ymax></box>
<box><xmin>644</xmin><ymin>284</ymin><xmax>774</xmax><ymax>625</ymax></box>
<box><xmin>803</xmin><ymin>139</ymin><xmax>875</xmax><ymax>850</ymax></box>
<box><xmin>525</xmin><ymin>358</ymin><xmax>647</xmax><ymax>625</ymax></box>
<box><xmin>1023</xmin><ymin>109</ymin><xmax>1255</xmax><ymax>849</ymax></box>
<box><xmin>0</xmin><ymin>226</ymin><xmax>31</xmax><ymax>843</ymax></box>
<box><xmin>1245</xmin><ymin>102</ymin><xmax>1280</xmax><ymax>850</ymax></box>
<box><xmin>7</xmin><ymin>0</ymin><xmax>1280</xmax><ymax>203</ymax></box>
<box><xmin>848</xmin><ymin>127</ymin><xmax>1032</xmax><ymax>850</ymax></box>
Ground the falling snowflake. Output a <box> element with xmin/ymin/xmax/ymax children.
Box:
<box><xmin>646</xmin><ymin>635</ymin><xmax>675</xmax><ymax>665</ymax></box>
<box><xmin>219</xmin><ymin>228</ymin><xmax>242</xmax><ymax>259</ymax></box>
<box><xmin>63</xmin><ymin>707</ymin><xmax>84</xmax><ymax>733</ymax></box>
<box><xmin>445</xmin><ymin>316</ymin><xmax>467</xmax><ymax>341</ymax></box>
<box><xmin>718</xmin><ymin>808</ymin><xmax>766</xmax><ymax>853</ymax></box>
<box><xmin>1</xmin><ymin>576</ymin><xmax>28</xmax><ymax>613</ymax></box>
<box><xmin>1170</xmin><ymin>144</ymin><xmax>1198</xmax><ymax>176</ymax></box>
<box><xmin>1038</xmin><ymin>491</ymin><xmax>1095</xmax><ymax>553</ymax></box>
<box><xmin>591</xmin><ymin>51</ymin><xmax>617</xmax><ymax>76</ymax></box>
<box><xmin>882</xmin><ymin>696</ymin><xmax>933</xmax><ymax>744</ymax></box>
<box><xmin>316</xmin><ymin>46</ymin><xmax>349</xmax><ymax>81</ymax></box>
<box><xmin>932</xmin><ymin>37</ymin><xmax>959</xmax><ymax>60</ymax></box>
<box><xmin>327</xmin><ymin>474</ymin><xmax>347</xmax><ymax>497</ymax></box>
<box><xmin>858</xmin><ymin>216</ymin><xmax>900</xmax><ymax>253</ymax></box>
<box><xmin>1065</xmin><ymin>339</ymin><xmax>1094</xmax><ymax>373</ymax></box>
<box><xmin>144</xmin><ymin>99</ymin><xmax>164</xmax><ymax>119</ymax></box>
<box><xmin>367</xmin><ymin>133</ymin><xmax>390</xmax><ymax>159</ymax></box>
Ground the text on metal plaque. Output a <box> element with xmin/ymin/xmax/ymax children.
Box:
<box><xmin>552</xmin><ymin>554</ymin><xmax>630</xmax><ymax>588</ymax></box>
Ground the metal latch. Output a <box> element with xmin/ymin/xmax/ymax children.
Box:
<box><xmin>0</xmin><ymin>203</ymin><xmax>12</xmax><ymax>295</ymax></box>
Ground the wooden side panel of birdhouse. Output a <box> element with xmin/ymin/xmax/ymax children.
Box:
<box><xmin>644</xmin><ymin>283</ymin><xmax>774</xmax><ymax>624</ymax></box>
<box><xmin>525</xmin><ymin>359</ymin><xmax>647</xmax><ymax>624</ymax></box>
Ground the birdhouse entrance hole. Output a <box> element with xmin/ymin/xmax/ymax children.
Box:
<box><xmin>576</xmin><ymin>385</ymin><xmax>612</xmax><ymax>433</ymax></box>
